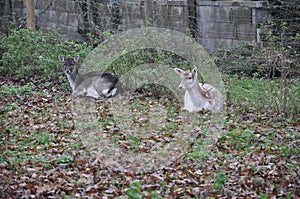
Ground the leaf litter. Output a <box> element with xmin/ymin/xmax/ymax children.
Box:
<box><xmin>0</xmin><ymin>78</ymin><xmax>299</xmax><ymax>198</ymax></box>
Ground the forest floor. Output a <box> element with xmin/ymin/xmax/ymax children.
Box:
<box><xmin>0</xmin><ymin>77</ymin><xmax>299</xmax><ymax>198</ymax></box>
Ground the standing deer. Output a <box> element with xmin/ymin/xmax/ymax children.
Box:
<box><xmin>59</xmin><ymin>56</ymin><xmax>120</xmax><ymax>98</ymax></box>
<box><xmin>174</xmin><ymin>67</ymin><xmax>223</xmax><ymax>113</ymax></box>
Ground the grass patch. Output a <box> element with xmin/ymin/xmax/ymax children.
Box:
<box><xmin>220</xmin><ymin>130</ymin><xmax>258</xmax><ymax>152</ymax></box>
<box><xmin>226</xmin><ymin>75</ymin><xmax>300</xmax><ymax>121</ymax></box>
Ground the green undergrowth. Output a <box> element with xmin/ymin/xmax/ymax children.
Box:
<box><xmin>225</xmin><ymin>75</ymin><xmax>300</xmax><ymax>122</ymax></box>
<box><xmin>0</xmin><ymin>29</ymin><xmax>91</xmax><ymax>80</ymax></box>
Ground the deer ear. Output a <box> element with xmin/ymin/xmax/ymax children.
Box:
<box><xmin>74</xmin><ymin>56</ymin><xmax>80</xmax><ymax>62</ymax></box>
<box><xmin>58</xmin><ymin>56</ymin><xmax>64</xmax><ymax>62</ymax></box>
<box><xmin>174</xmin><ymin>68</ymin><xmax>183</xmax><ymax>76</ymax></box>
<box><xmin>192</xmin><ymin>67</ymin><xmax>198</xmax><ymax>76</ymax></box>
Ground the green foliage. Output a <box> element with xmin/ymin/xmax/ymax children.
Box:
<box><xmin>226</xmin><ymin>76</ymin><xmax>300</xmax><ymax>121</ymax></box>
<box><xmin>55</xmin><ymin>155</ymin><xmax>74</xmax><ymax>164</ymax></box>
<box><xmin>0</xmin><ymin>82</ymin><xmax>35</xmax><ymax>96</ymax></box>
<box><xmin>126</xmin><ymin>181</ymin><xmax>144</xmax><ymax>199</ymax></box>
<box><xmin>278</xmin><ymin>145</ymin><xmax>299</xmax><ymax>157</ymax></box>
<box><xmin>258</xmin><ymin>193</ymin><xmax>268</xmax><ymax>199</ymax></box>
<box><xmin>108</xmin><ymin>48</ymin><xmax>190</xmax><ymax>77</ymax></box>
<box><xmin>0</xmin><ymin>29</ymin><xmax>91</xmax><ymax>79</ymax></box>
<box><xmin>220</xmin><ymin>130</ymin><xmax>258</xmax><ymax>152</ymax></box>
<box><xmin>266</xmin><ymin>0</ymin><xmax>299</xmax><ymax>35</ymax></box>
<box><xmin>214</xmin><ymin>44</ymin><xmax>257</xmax><ymax>77</ymax></box>
<box><xmin>107</xmin><ymin>48</ymin><xmax>190</xmax><ymax>97</ymax></box>
<box><xmin>215</xmin><ymin>21</ymin><xmax>299</xmax><ymax>78</ymax></box>
<box><xmin>213</xmin><ymin>170</ymin><xmax>227</xmax><ymax>193</ymax></box>
<box><xmin>125</xmin><ymin>182</ymin><xmax>163</xmax><ymax>199</ymax></box>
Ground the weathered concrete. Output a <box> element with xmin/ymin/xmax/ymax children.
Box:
<box><xmin>197</xmin><ymin>0</ymin><xmax>268</xmax><ymax>52</ymax></box>
<box><xmin>1</xmin><ymin>0</ymin><xmax>268</xmax><ymax>53</ymax></box>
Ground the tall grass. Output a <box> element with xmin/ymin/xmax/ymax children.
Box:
<box><xmin>225</xmin><ymin>75</ymin><xmax>299</xmax><ymax>122</ymax></box>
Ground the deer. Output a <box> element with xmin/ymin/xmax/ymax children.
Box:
<box><xmin>59</xmin><ymin>56</ymin><xmax>120</xmax><ymax>99</ymax></box>
<box><xmin>174</xmin><ymin>67</ymin><xmax>223</xmax><ymax>113</ymax></box>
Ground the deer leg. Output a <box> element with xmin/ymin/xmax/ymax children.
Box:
<box><xmin>102</xmin><ymin>87</ymin><xmax>117</xmax><ymax>98</ymax></box>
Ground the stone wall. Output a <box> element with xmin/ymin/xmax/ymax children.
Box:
<box><xmin>35</xmin><ymin>0</ymin><xmax>82</xmax><ymax>40</ymax></box>
<box><xmin>0</xmin><ymin>0</ymin><xmax>24</xmax><ymax>35</ymax></box>
<box><xmin>197</xmin><ymin>1</ymin><xmax>268</xmax><ymax>52</ymax></box>
<box><xmin>2</xmin><ymin>0</ymin><xmax>268</xmax><ymax>53</ymax></box>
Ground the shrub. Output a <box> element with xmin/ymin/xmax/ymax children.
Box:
<box><xmin>107</xmin><ymin>48</ymin><xmax>191</xmax><ymax>98</ymax></box>
<box><xmin>215</xmin><ymin>21</ymin><xmax>299</xmax><ymax>78</ymax></box>
<box><xmin>0</xmin><ymin>29</ymin><xmax>91</xmax><ymax>80</ymax></box>
<box><xmin>214</xmin><ymin>21</ymin><xmax>299</xmax><ymax>121</ymax></box>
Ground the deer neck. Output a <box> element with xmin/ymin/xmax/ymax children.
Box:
<box><xmin>185</xmin><ymin>81</ymin><xmax>212</xmax><ymax>112</ymax></box>
<box><xmin>186</xmin><ymin>81</ymin><xmax>207</xmax><ymax>100</ymax></box>
<box><xmin>186</xmin><ymin>81</ymin><xmax>206</xmax><ymax>106</ymax></box>
<box><xmin>185</xmin><ymin>80</ymin><xmax>198</xmax><ymax>93</ymax></box>
<box><xmin>65</xmin><ymin>69</ymin><xmax>79</xmax><ymax>91</ymax></box>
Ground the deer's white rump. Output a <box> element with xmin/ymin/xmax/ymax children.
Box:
<box><xmin>59</xmin><ymin>56</ymin><xmax>119</xmax><ymax>98</ymax></box>
<box><xmin>174</xmin><ymin>67</ymin><xmax>223</xmax><ymax>113</ymax></box>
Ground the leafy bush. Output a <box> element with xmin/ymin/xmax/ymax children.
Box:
<box><xmin>107</xmin><ymin>48</ymin><xmax>191</xmax><ymax>97</ymax></box>
<box><xmin>214</xmin><ymin>44</ymin><xmax>258</xmax><ymax>77</ymax></box>
<box><xmin>215</xmin><ymin>21</ymin><xmax>299</xmax><ymax>78</ymax></box>
<box><xmin>214</xmin><ymin>20</ymin><xmax>299</xmax><ymax>121</ymax></box>
<box><xmin>225</xmin><ymin>76</ymin><xmax>300</xmax><ymax>122</ymax></box>
<box><xmin>0</xmin><ymin>29</ymin><xmax>91</xmax><ymax>80</ymax></box>
<box><xmin>0</xmin><ymin>82</ymin><xmax>35</xmax><ymax>96</ymax></box>
<box><xmin>266</xmin><ymin>0</ymin><xmax>299</xmax><ymax>35</ymax></box>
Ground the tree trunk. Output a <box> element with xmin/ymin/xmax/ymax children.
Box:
<box><xmin>26</xmin><ymin>0</ymin><xmax>35</xmax><ymax>31</ymax></box>
<box><xmin>145</xmin><ymin>0</ymin><xmax>154</xmax><ymax>23</ymax></box>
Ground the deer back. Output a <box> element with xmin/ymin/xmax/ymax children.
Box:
<box><xmin>59</xmin><ymin>56</ymin><xmax>120</xmax><ymax>98</ymax></box>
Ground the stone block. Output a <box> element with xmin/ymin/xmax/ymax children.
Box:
<box><xmin>230</xmin><ymin>7</ymin><xmax>252</xmax><ymax>23</ymax></box>
<box><xmin>199</xmin><ymin>5</ymin><xmax>252</xmax><ymax>24</ymax></box>
<box><xmin>47</xmin><ymin>22</ymin><xmax>58</xmax><ymax>29</ymax></box>
<box><xmin>5</xmin><ymin>0</ymin><xmax>269</xmax><ymax>54</ymax></box>
<box><xmin>254</xmin><ymin>8</ymin><xmax>269</xmax><ymax>24</ymax></box>
<box><xmin>237</xmin><ymin>23</ymin><xmax>255</xmax><ymax>41</ymax></box>
<box><xmin>199</xmin><ymin>22</ymin><xmax>236</xmax><ymax>39</ymax></box>
<box><xmin>55</xmin><ymin>0</ymin><xmax>67</xmax><ymax>11</ymax></box>
<box><xmin>48</xmin><ymin>10</ymin><xmax>56</xmax><ymax>19</ymax></box>
<box><xmin>66</xmin><ymin>1</ymin><xmax>76</xmax><ymax>12</ymax></box>
<box><xmin>37</xmin><ymin>11</ymin><xmax>49</xmax><ymax>25</ymax></box>
<box><xmin>197</xmin><ymin>6</ymin><xmax>214</xmax><ymax>21</ymax></box>
<box><xmin>198</xmin><ymin>6</ymin><xmax>231</xmax><ymax>23</ymax></box>
<box><xmin>56</xmin><ymin>12</ymin><xmax>68</xmax><ymax>25</ymax></box>
<box><xmin>36</xmin><ymin>0</ymin><xmax>53</xmax><ymax>11</ymax></box>
<box><xmin>59</xmin><ymin>25</ymin><xmax>83</xmax><ymax>41</ymax></box>
<box><xmin>215</xmin><ymin>7</ymin><xmax>231</xmax><ymax>23</ymax></box>
<box><xmin>67</xmin><ymin>13</ymin><xmax>78</xmax><ymax>27</ymax></box>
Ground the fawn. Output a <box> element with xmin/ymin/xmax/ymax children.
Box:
<box><xmin>59</xmin><ymin>56</ymin><xmax>120</xmax><ymax>98</ymax></box>
<box><xmin>174</xmin><ymin>67</ymin><xmax>223</xmax><ymax>113</ymax></box>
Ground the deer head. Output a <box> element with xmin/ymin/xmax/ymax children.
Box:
<box><xmin>174</xmin><ymin>67</ymin><xmax>198</xmax><ymax>90</ymax></box>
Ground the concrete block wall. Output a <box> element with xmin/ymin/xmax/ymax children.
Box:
<box><xmin>0</xmin><ymin>0</ymin><xmax>24</xmax><ymax>35</ymax></box>
<box><xmin>119</xmin><ymin>0</ymin><xmax>189</xmax><ymax>32</ymax></box>
<box><xmin>4</xmin><ymin>0</ymin><xmax>268</xmax><ymax>53</ymax></box>
<box><xmin>34</xmin><ymin>0</ymin><xmax>82</xmax><ymax>40</ymax></box>
<box><xmin>120</xmin><ymin>1</ymin><xmax>144</xmax><ymax>29</ymax></box>
<box><xmin>197</xmin><ymin>1</ymin><xmax>268</xmax><ymax>53</ymax></box>
<box><xmin>153</xmin><ymin>0</ymin><xmax>189</xmax><ymax>32</ymax></box>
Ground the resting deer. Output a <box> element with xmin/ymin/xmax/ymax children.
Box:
<box><xmin>59</xmin><ymin>56</ymin><xmax>119</xmax><ymax>98</ymax></box>
<box><xmin>174</xmin><ymin>67</ymin><xmax>223</xmax><ymax>113</ymax></box>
